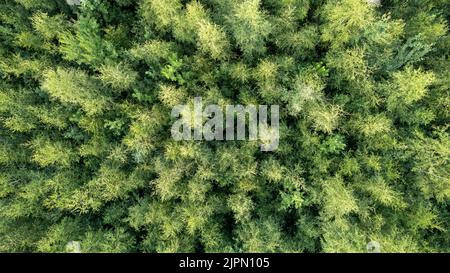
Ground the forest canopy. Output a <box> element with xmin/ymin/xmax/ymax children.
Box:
<box><xmin>0</xmin><ymin>0</ymin><xmax>449</xmax><ymax>253</ymax></box>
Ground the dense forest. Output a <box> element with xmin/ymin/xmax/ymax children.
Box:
<box><xmin>0</xmin><ymin>0</ymin><xmax>449</xmax><ymax>253</ymax></box>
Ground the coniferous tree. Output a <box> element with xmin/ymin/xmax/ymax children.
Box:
<box><xmin>0</xmin><ymin>0</ymin><xmax>448</xmax><ymax>253</ymax></box>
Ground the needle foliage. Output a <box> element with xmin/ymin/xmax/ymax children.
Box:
<box><xmin>0</xmin><ymin>0</ymin><xmax>449</xmax><ymax>253</ymax></box>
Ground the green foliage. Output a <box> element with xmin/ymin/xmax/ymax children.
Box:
<box><xmin>32</xmin><ymin>12</ymin><xmax>67</xmax><ymax>41</ymax></box>
<box><xmin>226</xmin><ymin>0</ymin><xmax>272</xmax><ymax>58</ymax></box>
<box><xmin>29</xmin><ymin>136</ymin><xmax>76</xmax><ymax>167</ymax></box>
<box><xmin>98</xmin><ymin>62</ymin><xmax>138</xmax><ymax>91</ymax></box>
<box><xmin>59</xmin><ymin>15</ymin><xmax>117</xmax><ymax>67</ymax></box>
<box><xmin>321</xmin><ymin>0</ymin><xmax>375</xmax><ymax>47</ymax></box>
<box><xmin>42</xmin><ymin>67</ymin><xmax>110</xmax><ymax>115</ymax></box>
<box><xmin>321</xmin><ymin>176</ymin><xmax>358</xmax><ymax>220</ymax></box>
<box><xmin>386</xmin><ymin>66</ymin><xmax>435</xmax><ymax>109</ymax></box>
<box><xmin>0</xmin><ymin>0</ymin><xmax>448</xmax><ymax>254</ymax></box>
<box><xmin>140</xmin><ymin>0</ymin><xmax>182</xmax><ymax>32</ymax></box>
<box><xmin>197</xmin><ymin>20</ymin><xmax>230</xmax><ymax>60</ymax></box>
